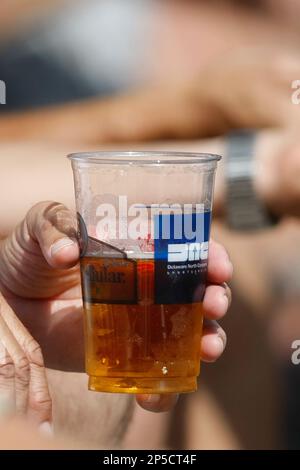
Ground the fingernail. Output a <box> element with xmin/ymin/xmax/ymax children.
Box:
<box><xmin>218</xmin><ymin>335</ymin><xmax>225</xmax><ymax>349</ymax></box>
<box><xmin>138</xmin><ymin>394</ymin><xmax>159</xmax><ymax>404</ymax></box>
<box><xmin>38</xmin><ymin>421</ymin><xmax>53</xmax><ymax>437</ymax></box>
<box><xmin>217</xmin><ymin>331</ymin><xmax>227</xmax><ymax>351</ymax></box>
<box><xmin>144</xmin><ymin>394</ymin><xmax>161</xmax><ymax>404</ymax></box>
<box><xmin>51</xmin><ymin>238</ymin><xmax>75</xmax><ymax>256</ymax></box>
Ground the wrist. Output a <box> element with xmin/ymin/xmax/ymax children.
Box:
<box><xmin>253</xmin><ymin>130</ymin><xmax>286</xmax><ymax>217</ymax></box>
<box><xmin>224</xmin><ymin>130</ymin><xmax>283</xmax><ymax>230</ymax></box>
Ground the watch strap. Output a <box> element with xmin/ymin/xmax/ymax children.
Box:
<box><xmin>226</xmin><ymin>130</ymin><xmax>278</xmax><ymax>230</ymax></box>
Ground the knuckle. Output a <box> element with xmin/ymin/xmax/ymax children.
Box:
<box><xmin>26</xmin><ymin>201</ymin><xmax>52</xmax><ymax>226</ymax></box>
<box><xmin>15</xmin><ymin>356</ymin><xmax>30</xmax><ymax>385</ymax></box>
<box><xmin>30</xmin><ymin>392</ymin><xmax>52</xmax><ymax>414</ymax></box>
<box><xmin>48</xmin><ymin>207</ymin><xmax>75</xmax><ymax>236</ymax></box>
<box><xmin>27</xmin><ymin>201</ymin><xmax>65</xmax><ymax>236</ymax></box>
<box><xmin>16</xmin><ymin>356</ymin><xmax>30</xmax><ymax>372</ymax></box>
<box><xmin>0</xmin><ymin>359</ymin><xmax>15</xmax><ymax>380</ymax></box>
<box><xmin>44</xmin><ymin>202</ymin><xmax>67</xmax><ymax>223</ymax></box>
<box><xmin>35</xmin><ymin>202</ymin><xmax>75</xmax><ymax>239</ymax></box>
<box><xmin>25</xmin><ymin>338</ymin><xmax>44</xmax><ymax>367</ymax></box>
<box><xmin>28</xmin><ymin>201</ymin><xmax>59</xmax><ymax>217</ymax></box>
<box><xmin>39</xmin><ymin>219</ymin><xmax>52</xmax><ymax>237</ymax></box>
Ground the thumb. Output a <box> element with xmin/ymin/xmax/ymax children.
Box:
<box><xmin>25</xmin><ymin>201</ymin><xmax>80</xmax><ymax>268</ymax></box>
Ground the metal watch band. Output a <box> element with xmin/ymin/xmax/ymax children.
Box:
<box><xmin>226</xmin><ymin>130</ymin><xmax>278</xmax><ymax>231</ymax></box>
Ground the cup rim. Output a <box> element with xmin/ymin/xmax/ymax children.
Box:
<box><xmin>68</xmin><ymin>150</ymin><xmax>222</xmax><ymax>165</ymax></box>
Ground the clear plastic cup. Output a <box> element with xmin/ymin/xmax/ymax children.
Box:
<box><xmin>69</xmin><ymin>151</ymin><xmax>221</xmax><ymax>394</ymax></box>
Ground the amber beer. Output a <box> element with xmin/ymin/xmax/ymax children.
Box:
<box><xmin>80</xmin><ymin>255</ymin><xmax>204</xmax><ymax>394</ymax></box>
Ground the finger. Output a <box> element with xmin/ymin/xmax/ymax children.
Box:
<box><xmin>136</xmin><ymin>394</ymin><xmax>178</xmax><ymax>413</ymax></box>
<box><xmin>0</xmin><ymin>298</ymin><xmax>30</xmax><ymax>416</ymax></box>
<box><xmin>27</xmin><ymin>343</ymin><xmax>52</xmax><ymax>427</ymax></box>
<box><xmin>203</xmin><ymin>283</ymin><xmax>232</xmax><ymax>321</ymax></box>
<box><xmin>26</xmin><ymin>201</ymin><xmax>79</xmax><ymax>269</ymax></box>
<box><xmin>0</xmin><ymin>342</ymin><xmax>16</xmax><ymax>413</ymax></box>
<box><xmin>207</xmin><ymin>240</ymin><xmax>233</xmax><ymax>284</ymax></box>
<box><xmin>0</xmin><ymin>295</ymin><xmax>52</xmax><ymax>425</ymax></box>
<box><xmin>200</xmin><ymin>319</ymin><xmax>227</xmax><ymax>363</ymax></box>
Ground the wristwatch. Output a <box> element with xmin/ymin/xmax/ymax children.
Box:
<box><xmin>225</xmin><ymin>130</ymin><xmax>278</xmax><ymax>231</ymax></box>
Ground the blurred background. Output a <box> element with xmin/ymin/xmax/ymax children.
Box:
<box><xmin>2</xmin><ymin>0</ymin><xmax>300</xmax><ymax>110</ymax></box>
<box><xmin>1</xmin><ymin>0</ymin><xmax>300</xmax><ymax>450</ymax></box>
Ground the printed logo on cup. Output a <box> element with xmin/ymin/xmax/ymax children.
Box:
<box><xmin>154</xmin><ymin>212</ymin><xmax>211</xmax><ymax>304</ymax></box>
<box><xmin>81</xmin><ymin>257</ymin><xmax>137</xmax><ymax>304</ymax></box>
<box><xmin>167</xmin><ymin>242</ymin><xmax>208</xmax><ymax>263</ymax></box>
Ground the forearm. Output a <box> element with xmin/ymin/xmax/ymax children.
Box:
<box><xmin>0</xmin><ymin>83</ymin><xmax>226</xmax><ymax>145</ymax></box>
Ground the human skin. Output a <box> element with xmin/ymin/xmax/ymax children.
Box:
<box><xmin>0</xmin><ymin>42</ymin><xmax>299</xmax><ymax>146</ymax></box>
<box><xmin>0</xmin><ymin>201</ymin><xmax>232</xmax><ymax>446</ymax></box>
<box><xmin>0</xmin><ymin>418</ymin><xmax>81</xmax><ymax>450</ymax></box>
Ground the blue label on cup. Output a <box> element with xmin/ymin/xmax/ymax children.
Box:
<box><xmin>154</xmin><ymin>211</ymin><xmax>211</xmax><ymax>304</ymax></box>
